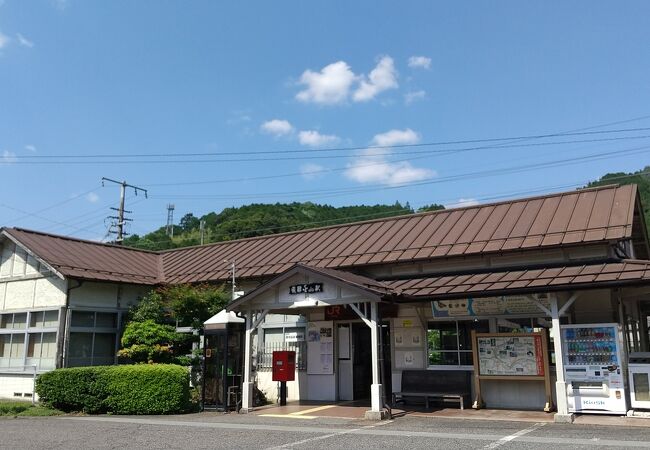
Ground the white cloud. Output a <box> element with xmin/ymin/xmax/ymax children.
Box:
<box><xmin>16</xmin><ymin>33</ymin><xmax>33</xmax><ymax>48</ymax></box>
<box><xmin>408</xmin><ymin>55</ymin><xmax>431</xmax><ymax>69</ymax></box>
<box><xmin>445</xmin><ymin>198</ymin><xmax>480</xmax><ymax>209</ymax></box>
<box><xmin>352</xmin><ymin>56</ymin><xmax>398</xmax><ymax>102</ymax></box>
<box><xmin>296</xmin><ymin>61</ymin><xmax>357</xmax><ymax>105</ymax></box>
<box><xmin>345</xmin><ymin>129</ymin><xmax>432</xmax><ymax>186</ymax></box>
<box><xmin>345</xmin><ymin>150</ymin><xmax>434</xmax><ymax>186</ymax></box>
<box><xmin>260</xmin><ymin>119</ymin><xmax>293</xmax><ymax>136</ymax></box>
<box><xmin>404</xmin><ymin>90</ymin><xmax>426</xmax><ymax>105</ymax></box>
<box><xmin>0</xmin><ymin>31</ymin><xmax>10</xmax><ymax>49</ymax></box>
<box><xmin>300</xmin><ymin>163</ymin><xmax>325</xmax><ymax>180</ymax></box>
<box><xmin>371</xmin><ymin>128</ymin><xmax>420</xmax><ymax>147</ymax></box>
<box><xmin>24</xmin><ymin>144</ymin><xmax>36</xmax><ymax>152</ymax></box>
<box><xmin>298</xmin><ymin>130</ymin><xmax>340</xmax><ymax>148</ymax></box>
<box><xmin>1</xmin><ymin>150</ymin><xmax>17</xmax><ymax>164</ymax></box>
<box><xmin>86</xmin><ymin>192</ymin><xmax>100</xmax><ymax>203</ymax></box>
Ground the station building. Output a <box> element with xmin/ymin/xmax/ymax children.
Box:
<box><xmin>2</xmin><ymin>183</ymin><xmax>650</xmax><ymax>421</ymax></box>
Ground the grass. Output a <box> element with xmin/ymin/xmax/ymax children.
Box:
<box><xmin>0</xmin><ymin>400</ymin><xmax>62</xmax><ymax>417</ymax></box>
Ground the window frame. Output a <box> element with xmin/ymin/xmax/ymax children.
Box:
<box><xmin>0</xmin><ymin>308</ymin><xmax>61</xmax><ymax>372</ymax></box>
<box><xmin>426</xmin><ymin>319</ymin><xmax>489</xmax><ymax>370</ymax></box>
<box><xmin>65</xmin><ymin>308</ymin><xmax>125</xmax><ymax>368</ymax></box>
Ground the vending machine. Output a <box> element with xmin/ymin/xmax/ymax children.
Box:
<box><xmin>561</xmin><ymin>323</ymin><xmax>628</xmax><ymax>414</ymax></box>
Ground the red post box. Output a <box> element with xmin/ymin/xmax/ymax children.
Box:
<box><xmin>272</xmin><ymin>350</ymin><xmax>296</xmax><ymax>382</ymax></box>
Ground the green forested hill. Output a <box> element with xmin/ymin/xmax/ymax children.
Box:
<box><xmin>123</xmin><ymin>166</ymin><xmax>650</xmax><ymax>251</ymax></box>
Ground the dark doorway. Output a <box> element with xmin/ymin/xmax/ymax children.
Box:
<box><xmin>352</xmin><ymin>323</ymin><xmax>372</xmax><ymax>400</ymax></box>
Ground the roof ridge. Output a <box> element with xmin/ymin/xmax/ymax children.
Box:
<box><xmin>161</xmin><ymin>183</ymin><xmax>624</xmax><ymax>254</ymax></box>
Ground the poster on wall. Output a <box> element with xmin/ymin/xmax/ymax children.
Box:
<box><xmin>432</xmin><ymin>296</ymin><xmax>551</xmax><ymax>318</ymax></box>
<box><xmin>476</xmin><ymin>334</ymin><xmax>544</xmax><ymax>376</ymax></box>
<box><xmin>307</xmin><ymin>321</ymin><xmax>334</xmax><ymax>374</ymax></box>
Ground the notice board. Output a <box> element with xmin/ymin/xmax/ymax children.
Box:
<box><xmin>307</xmin><ymin>321</ymin><xmax>334</xmax><ymax>375</ymax></box>
<box><xmin>471</xmin><ymin>331</ymin><xmax>552</xmax><ymax>412</ymax></box>
<box><xmin>476</xmin><ymin>334</ymin><xmax>544</xmax><ymax>376</ymax></box>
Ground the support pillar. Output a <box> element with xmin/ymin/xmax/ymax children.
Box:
<box><xmin>366</xmin><ymin>302</ymin><xmax>387</xmax><ymax>420</ymax></box>
<box><xmin>241</xmin><ymin>309</ymin><xmax>254</xmax><ymax>413</ymax></box>
<box><xmin>551</xmin><ymin>296</ymin><xmax>573</xmax><ymax>423</ymax></box>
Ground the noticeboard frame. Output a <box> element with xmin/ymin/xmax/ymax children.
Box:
<box><xmin>470</xmin><ymin>330</ymin><xmax>553</xmax><ymax>412</ymax></box>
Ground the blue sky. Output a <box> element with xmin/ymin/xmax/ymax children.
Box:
<box><xmin>1</xmin><ymin>1</ymin><xmax>650</xmax><ymax>241</ymax></box>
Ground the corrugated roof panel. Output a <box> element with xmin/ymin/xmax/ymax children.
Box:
<box><xmin>567</xmin><ymin>191</ymin><xmax>598</xmax><ymax>232</ymax></box>
<box><xmin>492</xmin><ymin>202</ymin><xmax>526</xmax><ymax>240</ymax></box>
<box><xmin>527</xmin><ymin>196</ymin><xmax>562</xmax><ymax>236</ymax></box>
<box><xmin>457</xmin><ymin>206</ymin><xmax>495</xmax><ymax>243</ymax></box>
<box><xmin>440</xmin><ymin>208</ymin><xmax>479</xmax><ymax>245</ymax></box>
<box><xmin>422</xmin><ymin>210</ymin><xmax>465</xmax><ymax>247</ymax></box>
<box><xmin>609</xmin><ymin>184</ymin><xmax>635</xmax><ymax>227</ymax></box>
<box><xmin>408</xmin><ymin>213</ymin><xmax>448</xmax><ymax>248</ymax></box>
<box><xmin>472</xmin><ymin>204</ymin><xmax>509</xmax><ymax>242</ymax></box>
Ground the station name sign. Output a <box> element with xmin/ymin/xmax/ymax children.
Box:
<box><xmin>289</xmin><ymin>283</ymin><xmax>324</xmax><ymax>295</ymax></box>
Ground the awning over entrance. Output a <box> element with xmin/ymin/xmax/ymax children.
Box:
<box><xmin>226</xmin><ymin>263</ymin><xmax>393</xmax><ymax>312</ymax></box>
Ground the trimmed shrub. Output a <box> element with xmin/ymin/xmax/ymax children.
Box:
<box><xmin>35</xmin><ymin>364</ymin><xmax>190</xmax><ymax>415</ymax></box>
<box><xmin>35</xmin><ymin>366</ymin><xmax>109</xmax><ymax>413</ymax></box>
<box><xmin>101</xmin><ymin>364</ymin><xmax>190</xmax><ymax>415</ymax></box>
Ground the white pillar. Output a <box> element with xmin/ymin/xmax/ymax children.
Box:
<box><xmin>369</xmin><ymin>302</ymin><xmax>382</xmax><ymax>414</ymax></box>
<box><xmin>241</xmin><ymin>309</ymin><xmax>254</xmax><ymax>413</ymax></box>
<box><xmin>551</xmin><ymin>296</ymin><xmax>573</xmax><ymax>422</ymax></box>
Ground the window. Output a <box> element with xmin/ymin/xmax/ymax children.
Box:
<box><xmin>0</xmin><ymin>334</ymin><xmax>25</xmax><ymax>368</ymax></box>
<box><xmin>67</xmin><ymin>310</ymin><xmax>120</xmax><ymax>367</ymax></box>
<box><xmin>427</xmin><ymin>320</ymin><xmax>488</xmax><ymax>367</ymax></box>
<box><xmin>0</xmin><ymin>310</ymin><xmax>59</xmax><ymax>370</ymax></box>
<box><xmin>258</xmin><ymin>326</ymin><xmax>307</xmax><ymax>370</ymax></box>
<box><xmin>26</xmin><ymin>333</ymin><xmax>57</xmax><ymax>370</ymax></box>
<box><xmin>1</xmin><ymin>313</ymin><xmax>27</xmax><ymax>330</ymax></box>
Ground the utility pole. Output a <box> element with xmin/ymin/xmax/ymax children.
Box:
<box><xmin>166</xmin><ymin>204</ymin><xmax>175</xmax><ymax>238</ymax></box>
<box><xmin>199</xmin><ymin>219</ymin><xmax>206</xmax><ymax>245</ymax></box>
<box><xmin>102</xmin><ymin>178</ymin><xmax>148</xmax><ymax>244</ymax></box>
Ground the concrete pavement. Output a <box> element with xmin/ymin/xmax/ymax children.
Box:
<box><xmin>2</xmin><ymin>412</ymin><xmax>650</xmax><ymax>449</ymax></box>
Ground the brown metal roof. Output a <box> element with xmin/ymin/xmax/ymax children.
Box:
<box><xmin>2</xmin><ymin>228</ymin><xmax>160</xmax><ymax>285</ymax></box>
<box><xmin>161</xmin><ymin>184</ymin><xmax>639</xmax><ymax>283</ymax></box>
<box><xmin>387</xmin><ymin>260</ymin><xmax>650</xmax><ymax>300</ymax></box>
<box><xmin>1</xmin><ymin>184</ymin><xmax>642</xmax><ymax>286</ymax></box>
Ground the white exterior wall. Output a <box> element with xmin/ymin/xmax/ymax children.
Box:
<box><xmin>0</xmin><ymin>242</ymin><xmax>67</xmax><ymax>399</ymax></box>
<box><xmin>0</xmin><ymin>242</ymin><xmax>67</xmax><ymax>311</ymax></box>
<box><xmin>67</xmin><ymin>282</ymin><xmax>149</xmax><ymax>309</ymax></box>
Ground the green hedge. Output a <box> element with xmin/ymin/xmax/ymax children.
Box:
<box><xmin>36</xmin><ymin>364</ymin><xmax>190</xmax><ymax>415</ymax></box>
<box><xmin>35</xmin><ymin>366</ymin><xmax>109</xmax><ymax>413</ymax></box>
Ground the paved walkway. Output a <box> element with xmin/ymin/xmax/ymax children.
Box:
<box><xmin>252</xmin><ymin>400</ymin><xmax>650</xmax><ymax>427</ymax></box>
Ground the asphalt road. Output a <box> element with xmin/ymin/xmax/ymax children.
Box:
<box><xmin>2</xmin><ymin>413</ymin><xmax>650</xmax><ymax>449</ymax></box>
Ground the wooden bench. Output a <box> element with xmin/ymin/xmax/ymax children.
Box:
<box><xmin>392</xmin><ymin>369</ymin><xmax>471</xmax><ymax>410</ymax></box>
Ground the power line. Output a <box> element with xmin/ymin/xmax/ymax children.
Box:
<box><xmin>149</xmin><ymin>145</ymin><xmax>650</xmax><ymax>200</ymax></box>
<box><xmin>6</xmin><ymin>126</ymin><xmax>650</xmax><ymax>162</ymax></box>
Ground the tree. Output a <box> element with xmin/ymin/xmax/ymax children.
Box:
<box><xmin>118</xmin><ymin>284</ymin><xmax>230</xmax><ymax>365</ymax></box>
<box><xmin>117</xmin><ymin>320</ymin><xmax>190</xmax><ymax>364</ymax></box>
<box><xmin>179</xmin><ymin>213</ymin><xmax>200</xmax><ymax>232</ymax></box>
